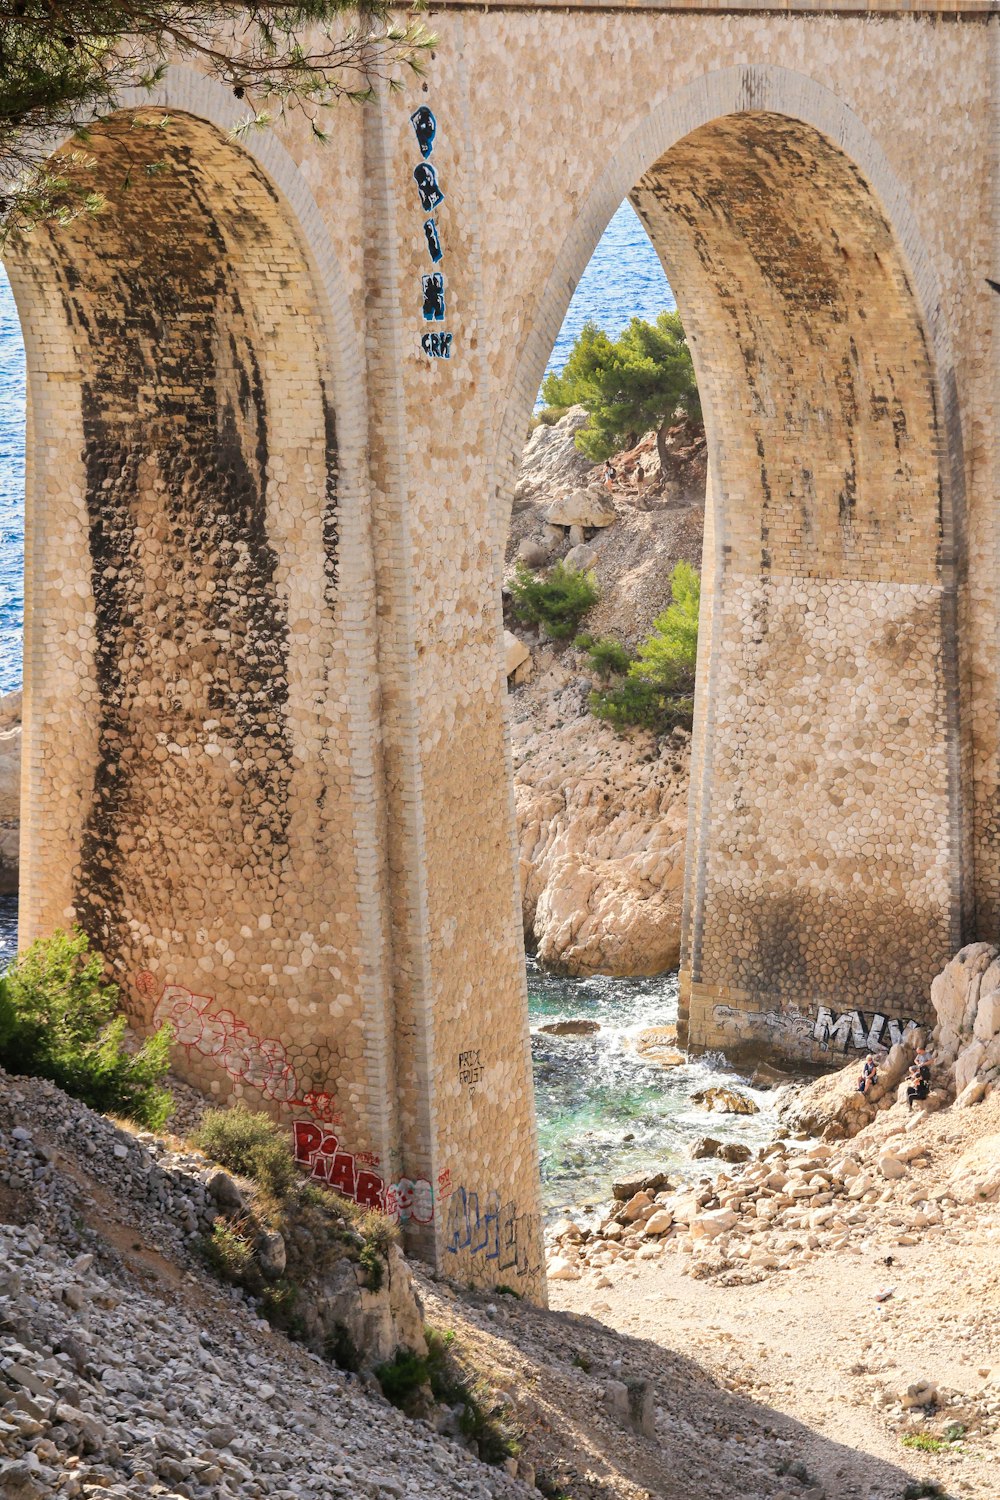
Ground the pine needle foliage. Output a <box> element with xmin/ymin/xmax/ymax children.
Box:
<box><xmin>0</xmin><ymin>2</ymin><xmax>434</xmax><ymax>238</ymax></box>
<box><xmin>589</xmin><ymin>562</ymin><xmax>700</xmax><ymax>735</ymax></box>
<box><xmin>509</xmin><ymin>560</ymin><xmax>599</xmax><ymax>640</ymax></box>
<box><xmin>539</xmin><ymin>312</ymin><xmax>700</xmax><ymax>469</ymax></box>
<box><xmin>0</xmin><ymin>926</ymin><xmax>174</xmax><ymax>1127</ymax></box>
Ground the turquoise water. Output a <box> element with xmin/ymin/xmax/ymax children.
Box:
<box><xmin>527</xmin><ymin>959</ymin><xmax>774</xmax><ymax>1215</ymax></box>
<box><xmin>0</xmin><ymin>202</ymin><xmax>734</xmax><ymax>1211</ymax></box>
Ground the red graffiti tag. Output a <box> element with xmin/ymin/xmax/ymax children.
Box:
<box><xmin>141</xmin><ymin>975</ymin><xmax>342</xmax><ymax>1123</ymax></box>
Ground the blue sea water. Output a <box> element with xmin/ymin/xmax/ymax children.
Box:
<box><xmin>541</xmin><ymin>200</ymin><xmax>674</xmax><ymax>394</ymax></box>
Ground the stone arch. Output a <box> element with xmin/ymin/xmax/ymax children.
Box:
<box><xmin>497</xmin><ymin>67</ymin><xmax>970</xmax><ymax>1062</ymax></box>
<box><xmin>3</xmin><ymin>84</ymin><xmax>396</xmax><ymax>1155</ymax></box>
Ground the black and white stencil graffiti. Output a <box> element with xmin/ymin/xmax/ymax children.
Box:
<box><xmin>813</xmin><ymin>1006</ymin><xmax>919</xmax><ymax>1052</ymax></box>
<box><xmin>413</xmin><ymin>162</ymin><xmax>445</xmax><ymax>213</ymax></box>
<box><xmin>421</xmin><ymin>331</ymin><xmax>453</xmax><ymax>359</ymax></box>
<box><xmin>421</xmin><ymin>273</ymin><xmax>446</xmax><ymax>322</ymax></box>
<box><xmin>410</xmin><ymin>105</ymin><xmax>437</xmax><ymax>159</ymax></box>
<box><xmin>423</xmin><ymin>217</ymin><xmax>443</xmax><ymax>264</ymax></box>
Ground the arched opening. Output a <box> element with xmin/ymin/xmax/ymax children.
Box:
<box><xmin>1</xmin><ymin>108</ymin><xmax>384</xmax><ymax>1150</ymax></box>
<box><xmin>504</xmin><ymin>98</ymin><xmax>968</xmax><ymax>1118</ymax></box>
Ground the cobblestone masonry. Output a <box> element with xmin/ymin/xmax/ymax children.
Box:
<box><xmin>2</xmin><ymin>3</ymin><xmax>998</xmax><ymax>1292</ymax></box>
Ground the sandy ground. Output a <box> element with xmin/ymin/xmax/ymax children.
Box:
<box><xmin>421</xmin><ymin>1094</ymin><xmax>1000</xmax><ymax>1500</ymax></box>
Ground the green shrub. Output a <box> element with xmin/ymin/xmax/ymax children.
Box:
<box><xmin>376</xmin><ymin>1348</ymin><xmax>431</xmax><ymax>1412</ymax></box>
<box><xmin>901</xmin><ymin>1433</ymin><xmax>956</xmax><ymax>1454</ymax></box>
<box><xmin>199</xmin><ymin>1217</ymin><xmax>260</xmax><ymax>1290</ymax></box>
<box><xmin>630</xmin><ymin>560</ymin><xmax>700</xmax><ymax>682</ymax></box>
<box><xmin>194</xmin><ymin>1103</ymin><xmax>297</xmax><ymax>1200</ymax></box>
<box><xmin>510</xmin><ymin>561</ymin><xmax>599</xmax><ymax>640</ymax></box>
<box><xmin>0</xmin><ymin>928</ymin><xmax>173</xmax><ymax>1129</ymax></box>
<box><xmin>588</xmin><ymin>562</ymin><xmax>699</xmax><ymax>735</ymax></box>
<box><xmin>575</xmin><ymin>633</ymin><xmax>631</xmax><ymax>682</ymax></box>
<box><xmin>589</xmin><ymin>679</ymin><xmax>694</xmax><ymax>736</ymax></box>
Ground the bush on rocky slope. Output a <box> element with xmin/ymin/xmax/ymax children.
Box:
<box><xmin>193</xmin><ymin>1102</ymin><xmax>403</xmax><ymax>1354</ymax></box>
<box><xmin>587</xmin><ymin>562</ymin><xmax>699</xmax><ymax>735</ymax></box>
<box><xmin>0</xmin><ymin>927</ymin><xmax>173</xmax><ymax>1128</ymax></box>
<box><xmin>510</xmin><ymin>560</ymin><xmax>599</xmax><ymax>640</ymax></box>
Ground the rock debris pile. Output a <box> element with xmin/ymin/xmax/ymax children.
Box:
<box><xmin>0</xmin><ymin>1071</ymin><xmax>532</xmax><ymax>1500</ymax></box>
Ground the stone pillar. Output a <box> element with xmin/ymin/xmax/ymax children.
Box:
<box><xmin>359</xmin><ymin>83</ymin><xmax>544</xmax><ymax>1295</ymax></box>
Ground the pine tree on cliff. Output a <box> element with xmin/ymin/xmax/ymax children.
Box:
<box><xmin>540</xmin><ymin>311</ymin><xmax>701</xmax><ymax>474</ymax></box>
<box><xmin>0</xmin><ymin>2</ymin><xmax>432</xmax><ymax>237</ymax></box>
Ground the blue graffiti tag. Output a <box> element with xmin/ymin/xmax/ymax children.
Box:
<box><xmin>423</xmin><ymin>217</ymin><xmax>443</xmax><ymax>264</ymax></box>
<box><xmin>413</xmin><ymin>162</ymin><xmax>445</xmax><ymax>214</ymax></box>
<box><xmin>421</xmin><ymin>332</ymin><xmax>453</xmax><ymax>360</ymax></box>
<box><xmin>410</xmin><ymin>105</ymin><xmax>437</xmax><ymax>159</ymax></box>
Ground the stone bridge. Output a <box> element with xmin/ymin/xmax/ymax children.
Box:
<box><xmin>3</xmin><ymin>0</ymin><xmax>996</xmax><ymax>1295</ymax></box>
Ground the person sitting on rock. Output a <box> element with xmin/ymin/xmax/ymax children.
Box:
<box><xmin>857</xmin><ymin>1054</ymin><xmax>878</xmax><ymax>1094</ymax></box>
<box><xmin>906</xmin><ymin>1059</ymin><xmax>931</xmax><ymax>1111</ymax></box>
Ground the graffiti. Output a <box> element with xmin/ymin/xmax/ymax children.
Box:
<box><xmin>814</xmin><ymin>1006</ymin><xmax>919</xmax><ymax>1053</ymax></box>
<box><xmin>423</xmin><ymin>218</ymin><xmax>443</xmax><ymax>264</ymax></box>
<box><xmin>458</xmin><ymin>1048</ymin><xmax>485</xmax><ymax>1096</ymax></box>
<box><xmin>410</xmin><ymin>105</ymin><xmax>454</xmax><ymax>359</ymax></box>
<box><xmin>410</xmin><ymin>105</ymin><xmax>437</xmax><ymax>158</ymax></box>
<box><xmin>421</xmin><ymin>331</ymin><xmax>452</xmax><ymax>360</ymax></box>
<box><xmin>292</xmin><ymin>1121</ymin><xmax>435</xmax><ymax>1224</ymax></box>
<box><xmin>444</xmin><ymin>1186</ymin><xmax>541</xmax><ymax>1275</ymax></box>
<box><xmin>142</xmin><ymin>973</ymin><xmax>342</xmax><ymax>1123</ymax></box>
<box><xmin>421</xmin><ymin>273</ymin><xmax>446</xmax><ymax>322</ymax></box>
<box><xmin>413</xmin><ymin>163</ymin><xmax>445</xmax><ymax>214</ymax></box>
<box><xmin>437</xmin><ymin>1167</ymin><xmax>453</xmax><ymax>1197</ymax></box>
<box><xmin>293</xmin><ymin>1120</ymin><xmax>385</xmax><ymax>1210</ymax></box>
<box><xmin>384</xmin><ymin>1177</ymin><xmax>435</xmax><ymax>1225</ymax></box>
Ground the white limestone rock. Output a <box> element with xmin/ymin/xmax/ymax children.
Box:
<box><xmin>504</xmin><ymin>631</ymin><xmax>531</xmax><ymax>679</ymax></box>
<box><xmin>545</xmin><ymin>487</ymin><xmax>617</xmax><ymax>529</ymax></box>
<box><xmin>516</xmin><ymin>538</ymin><xmax>549</xmax><ymax>569</ymax></box>
<box><xmin>563</xmin><ymin>542</ymin><xmax>597</xmax><ymax>571</ymax></box>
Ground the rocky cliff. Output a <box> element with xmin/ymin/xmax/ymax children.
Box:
<box><xmin>506</xmin><ymin>408</ymin><xmax>705</xmax><ymax>976</ymax></box>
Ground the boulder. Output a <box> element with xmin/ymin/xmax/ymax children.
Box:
<box><xmin>877</xmin><ymin>1152</ymin><xmax>906</xmax><ymax>1180</ymax></box>
<box><xmin>504</xmin><ymin>631</ymin><xmax>531</xmax><ymax>678</ymax></box>
<box><xmin>642</xmin><ymin>1209</ymin><xmax>674</xmax><ymax>1237</ymax></box>
<box><xmin>516</xmin><ymin>538</ymin><xmax>548</xmax><ymax>570</ymax></box>
<box><xmin>718</xmin><ymin>1142</ymin><xmax>753</xmax><ymax>1164</ymax></box>
<box><xmin>900</xmin><ymin>1378</ymin><xmax>937</xmax><ymax>1410</ymax></box>
<box><xmin>621</xmin><ymin>1191</ymin><xmax>653</xmax><ymax>1223</ymax></box>
<box><xmin>563</xmin><ymin>543</ymin><xmax>597</xmax><ymax>572</ymax></box>
<box><xmin>538</xmin><ymin>1018</ymin><xmax>600</xmax><ymax>1037</ymax></box>
<box><xmin>205</xmin><ymin>1168</ymin><xmax>244</xmax><ymax>1210</ymax></box>
<box><xmin>689</xmin><ymin>1208</ymin><xmax>738</xmax><ymax>1239</ymax></box>
<box><xmin>691</xmin><ymin>1086</ymin><xmax>759</xmax><ymax>1116</ymax></box>
<box><xmin>546</xmin><ymin>1256</ymin><xmax>581</xmax><ymax>1281</ymax></box>
<box><xmin>689</xmin><ymin>1136</ymin><xmax>723</xmax><ymax>1160</ymax></box>
<box><xmin>515</xmin><ymin>713</ymin><xmax>689</xmax><ymax>977</ymax></box>
<box><xmin>612</xmin><ymin>1170</ymin><xmax>669</xmax><ymax>1201</ymax></box>
<box><xmin>634</xmin><ymin>1027</ymin><xmax>685</xmax><ymax>1068</ymax></box>
<box><xmin>512</xmin><ymin>406</ymin><xmax>597</xmax><ymax>514</ymax></box>
<box><xmin>256</xmin><ymin>1229</ymin><xmax>287</xmax><ymax>1279</ymax></box>
<box><xmin>545</xmin><ymin>487</ymin><xmax>617</xmax><ymax>529</ymax></box>
<box><xmin>931</xmin><ymin>942</ymin><xmax>1000</xmax><ymax>1063</ymax></box>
